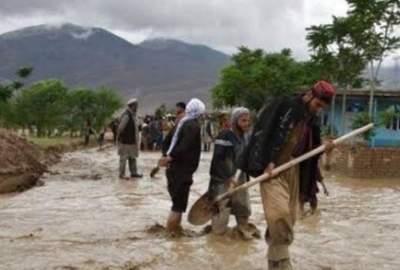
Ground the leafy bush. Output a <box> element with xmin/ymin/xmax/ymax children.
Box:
<box><xmin>351</xmin><ymin>112</ymin><xmax>375</xmax><ymax>142</ymax></box>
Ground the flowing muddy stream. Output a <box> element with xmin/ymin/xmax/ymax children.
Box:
<box><xmin>1</xmin><ymin>147</ymin><xmax>399</xmax><ymax>270</ymax></box>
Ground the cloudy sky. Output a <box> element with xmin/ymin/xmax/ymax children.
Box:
<box><xmin>0</xmin><ymin>0</ymin><xmax>348</xmax><ymax>59</ymax></box>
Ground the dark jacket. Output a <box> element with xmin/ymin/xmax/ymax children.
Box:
<box><xmin>118</xmin><ymin>110</ymin><xmax>136</xmax><ymax>144</ymax></box>
<box><xmin>240</xmin><ymin>96</ymin><xmax>309</xmax><ymax>177</ymax></box>
<box><xmin>162</xmin><ymin>126</ymin><xmax>175</xmax><ymax>156</ymax></box>
<box><xmin>162</xmin><ymin>119</ymin><xmax>201</xmax><ymax>174</ymax></box>
<box><xmin>209</xmin><ymin>129</ymin><xmax>246</xmax><ymax>184</ymax></box>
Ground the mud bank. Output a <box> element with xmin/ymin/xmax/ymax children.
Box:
<box><xmin>0</xmin><ymin>130</ymin><xmax>62</xmax><ymax>194</ymax></box>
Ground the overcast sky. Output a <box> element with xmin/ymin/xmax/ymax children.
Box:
<box><xmin>0</xmin><ymin>0</ymin><xmax>349</xmax><ymax>59</ymax></box>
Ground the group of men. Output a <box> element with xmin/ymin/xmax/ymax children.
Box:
<box><xmin>116</xmin><ymin>80</ymin><xmax>336</xmax><ymax>270</ymax></box>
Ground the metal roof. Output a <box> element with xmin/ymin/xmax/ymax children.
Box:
<box><xmin>336</xmin><ymin>89</ymin><xmax>400</xmax><ymax>97</ymax></box>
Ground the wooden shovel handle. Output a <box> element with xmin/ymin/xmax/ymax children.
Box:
<box><xmin>215</xmin><ymin>123</ymin><xmax>374</xmax><ymax>202</ymax></box>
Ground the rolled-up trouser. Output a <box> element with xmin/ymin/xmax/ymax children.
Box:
<box><xmin>260</xmin><ymin>165</ymin><xmax>299</xmax><ymax>261</ymax></box>
<box><xmin>210</xmin><ymin>177</ymin><xmax>251</xmax><ymax>234</ymax></box>
<box><xmin>119</xmin><ymin>156</ymin><xmax>138</xmax><ymax>177</ymax></box>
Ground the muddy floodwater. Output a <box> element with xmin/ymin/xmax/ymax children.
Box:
<box><xmin>1</xmin><ymin>147</ymin><xmax>399</xmax><ymax>270</ymax></box>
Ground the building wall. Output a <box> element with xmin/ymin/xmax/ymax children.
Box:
<box><xmin>325</xmin><ymin>96</ymin><xmax>400</xmax><ymax>147</ymax></box>
<box><xmin>332</xmin><ymin>144</ymin><xmax>400</xmax><ymax>178</ymax></box>
<box><xmin>374</xmin><ymin>99</ymin><xmax>400</xmax><ymax>147</ymax></box>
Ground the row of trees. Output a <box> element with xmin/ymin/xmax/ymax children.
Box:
<box><xmin>212</xmin><ymin>0</ymin><xmax>400</xmax><ymax>138</ymax></box>
<box><xmin>0</xmin><ymin>72</ymin><xmax>123</xmax><ymax>137</ymax></box>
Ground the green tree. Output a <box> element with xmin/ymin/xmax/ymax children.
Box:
<box><xmin>212</xmin><ymin>47</ymin><xmax>315</xmax><ymax>111</ymax></box>
<box><xmin>307</xmin><ymin>16</ymin><xmax>366</xmax><ymax>135</ymax></box>
<box><xmin>0</xmin><ymin>85</ymin><xmax>13</xmax><ymax>103</ymax></box>
<box><xmin>15</xmin><ymin>80</ymin><xmax>68</xmax><ymax>136</ymax></box>
<box><xmin>64</xmin><ymin>88</ymin><xmax>98</xmax><ymax>135</ymax></box>
<box><xmin>352</xmin><ymin>112</ymin><xmax>375</xmax><ymax>142</ymax></box>
<box><xmin>308</xmin><ymin>0</ymin><xmax>400</xmax><ymax>137</ymax></box>
<box><xmin>380</xmin><ymin>105</ymin><xmax>400</xmax><ymax>128</ymax></box>
<box><xmin>0</xmin><ymin>67</ymin><xmax>34</xmax><ymax>127</ymax></box>
<box><xmin>16</xmin><ymin>67</ymin><xmax>33</xmax><ymax>79</ymax></box>
<box><xmin>92</xmin><ymin>87</ymin><xmax>123</xmax><ymax>130</ymax></box>
<box><xmin>346</xmin><ymin>0</ymin><xmax>400</xmax><ymax>117</ymax></box>
<box><xmin>155</xmin><ymin>103</ymin><xmax>168</xmax><ymax>119</ymax></box>
<box><xmin>0</xmin><ymin>67</ymin><xmax>34</xmax><ymax>100</ymax></box>
<box><xmin>0</xmin><ymin>101</ymin><xmax>15</xmax><ymax>128</ymax></box>
<box><xmin>65</xmin><ymin>87</ymin><xmax>122</xmax><ymax>135</ymax></box>
<box><xmin>0</xmin><ymin>67</ymin><xmax>34</xmax><ymax>124</ymax></box>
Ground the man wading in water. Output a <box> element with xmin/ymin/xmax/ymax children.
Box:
<box><xmin>117</xmin><ymin>98</ymin><xmax>143</xmax><ymax>180</ymax></box>
<box><xmin>240</xmin><ymin>81</ymin><xmax>336</xmax><ymax>270</ymax></box>
<box><xmin>160</xmin><ymin>98</ymin><xmax>205</xmax><ymax>234</ymax></box>
<box><xmin>207</xmin><ymin>107</ymin><xmax>260</xmax><ymax>240</ymax></box>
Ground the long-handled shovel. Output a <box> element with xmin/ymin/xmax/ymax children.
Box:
<box><xmin>188</xmin><ymin>123</ymin><xmax>374</xmax><ymax>225</ymax></box>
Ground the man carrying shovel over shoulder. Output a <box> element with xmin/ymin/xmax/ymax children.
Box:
<box><xmin>240</xmin><ymin>80</ymin><xmax>336</xmax><ymax>270</ymax></box>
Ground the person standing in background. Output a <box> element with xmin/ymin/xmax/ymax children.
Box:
<box><xmin>117</xmin><ymin>98</ymin><xmax>143</xmax><ymax>180</ymax></box>
<box><xmin>175</xmin><ymin>102</ymin><xmax>186</xmax><ymax>124</ymax></box>
<box><xmin>202</xmin><ymin>114</ymin><xmax>214</xmax><ymax>152</ymax></box>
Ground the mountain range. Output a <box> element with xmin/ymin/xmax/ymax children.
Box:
<box><xmin>0</xmin><ymin>23</ymin><xmax>230</xmax><ymax>113</ymax></box>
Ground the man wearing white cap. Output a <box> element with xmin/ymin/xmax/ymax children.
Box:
<box><xmin>117</xmin><ymin>98</ymin><xmax>142</xmax><ymax>179</ymax></box>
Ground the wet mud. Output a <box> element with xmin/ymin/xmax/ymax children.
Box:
<box><xmin>0</xmin><ymin>147</ymin><xmax>399</xmax><ymax>270</ymax></box>
<box><xmin>0</xmin><ymin>130</ymin><xmax>60</xmax><ymax>194</ymax></box>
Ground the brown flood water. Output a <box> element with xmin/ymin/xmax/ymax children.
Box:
<box><xmin>0</xmin><ymin>147</ymin><xmax>399</xmax><ymax>270</ymax></box>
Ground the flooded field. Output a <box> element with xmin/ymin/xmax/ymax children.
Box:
<box><xmin>1</xmin><ymin>147</ymin><xmax>399</xmax><ymax>270</ymax></box>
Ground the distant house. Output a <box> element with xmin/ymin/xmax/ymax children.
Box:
<box><xmin>321</xmin><ymin>89</ymin><xmax>400</xmax><ymax>147</ymax></box>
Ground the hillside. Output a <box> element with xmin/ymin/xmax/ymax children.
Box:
<box><xmin>0</xmin><ymin>24</ymin><xmax>231</xmax><ymax>113</ymax></box>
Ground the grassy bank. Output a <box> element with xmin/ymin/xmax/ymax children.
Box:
<box><xmin>28</xmin><ymin>136</ymin><xmax>83</xmax><ymax>150</ymax></box>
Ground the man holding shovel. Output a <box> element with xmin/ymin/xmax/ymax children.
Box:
<box><xmin>208</xmin><ymin>107</ymin><xmax>260</xmax><ymax>240</ymax></box>
<box><xmin>240</xmin><ymin>80</ymin><xmax>336</xmax><ymax>270</ymax></box>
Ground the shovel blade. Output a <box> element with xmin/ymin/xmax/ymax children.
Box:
<box><xmin>188</xmin><ymin>192</ymin><xmax>217</xmax><ymax>226</ymax></box>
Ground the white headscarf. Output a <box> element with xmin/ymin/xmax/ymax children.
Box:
<box><xmin>185</xmin><ymin>98</ymin><xmax>206</xmax><ymax>118</ymax></box>
<box><xmin>167</xmin><ymin>98</ymin><xmax>205</xmax><ymax>155</ymax></box>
